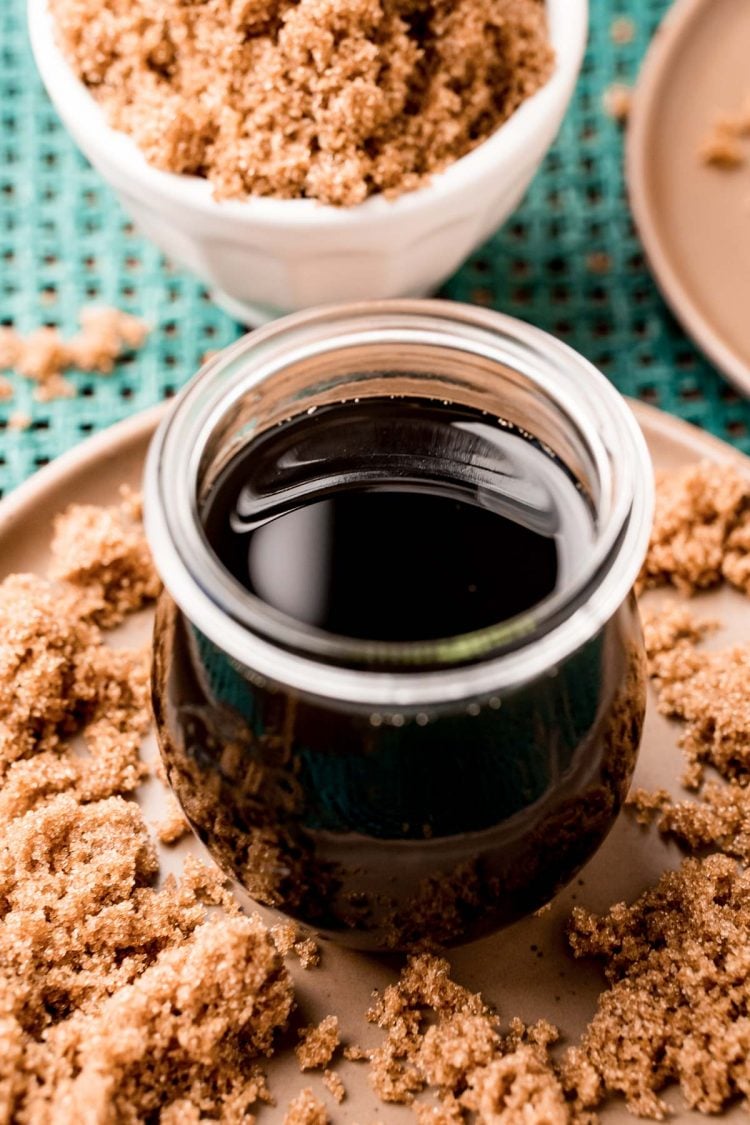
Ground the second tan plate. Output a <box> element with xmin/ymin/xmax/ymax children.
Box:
<box><xmin>627</xmin><ymin>0</ymin><xmax>750</xmax><ymax>395</ymax></box>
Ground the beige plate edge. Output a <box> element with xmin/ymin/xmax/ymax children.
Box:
<box><xmin>625</xmin><ymin>0</ymin><xmax>750</xmax><ymax>397</ymax></box>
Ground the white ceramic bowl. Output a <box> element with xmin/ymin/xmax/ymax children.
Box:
<box><xmin>29</xmin><ymin>0</ymin><xmax>587</xmax><ymax>325</ymax></box>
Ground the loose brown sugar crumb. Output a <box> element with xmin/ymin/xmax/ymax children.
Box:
<box><xmin>33</xmin><ymin>371</ymin><xmax>76</xmax><ymax>403</ymax></box>
<box><xmin>0</xmin><ymin>306</ymin><xmax>148</xmax><ymax>401</ymax></box>
<box><xmin>0</xmin><ymin>498</ymin><xmax>296</xmax><ymax>1123</ymax></box>
<box><xmin>0</xmin><ymin>572</ymin><xmax>149</xmax><ymax>784</ymax></box>
<box><xmin>624</xmin><ymin>786</ymin><xmax>670</xmax><ymax>826</ymax></box>
<box><xmin>643</xmin><ymin>605</ymin><xmax>750</xmax><ymax>788</ymax></box>
<box><xmin>700</xmin><ymin>127</ymin><xmax>745</xmax><ymax>169</ymax></box>
<box><xmin>610</xmin><ymin>16</ymin><xmax>635</xmax><ymax>44</ymax></box>
<box><xmin>49</xmin><ymin>490</ymin><xmax>161</xmax><ymax>627</ymax></box>
<box><xmin>585</xmin><ymin>251</ymin><xmax>612</xmax><ymax>275</ymax></box>
<box><xmin>653</xmin><ymin>780</ymin><xmax>750</xmax><ymax>861</ymax></box>
<box><xmin>0</xmin><ymin>374</ymin><xmax>13</xmax><ymax>400</ymax></box>
<box><xmin>295</xmin><ymin>936</ymin><xmax>322</xmax><ymax>969</ymax></box>
<box><xmin>296</xmin><ymin>1015</ymin><xmax>341</xmax><ymax>1071</ymax></box>
<box><xmin>344</xmin><ymin>1044</ymin><xmax>371</xmax><ymax>1062</ymax></box>
<box><xmin>323</xmin><ymin>1069</ymin><xmax>346</xmax><ymax>1103</ymax></box>
<box><xmin>638</xmin><ymin>460</ymin><xmax>750</xmax><ymax>595</ymax></box>
<box><xmin>564</xmin><ymin>855</ymin><xmax>750</xmax><ymax>1119</ymax></box>
<box><xmin>66</xmin><ymin>305</ymin><xmax>148</xmax><ymax>372</ymax></box>
<box><xmin>271</xmin><ymin>920</ymin><xmax>300</xmax><ymax>957</ymax></box>
<box><xmin>156</xmin><ymin>789</ymin><xmax>191</xmax><ymax>844</ymax></box>
<box><xmin>50</xmin><ymin>0</ymin><xmax>553</xmax><ymax>207</ymax></box>
<box><xmin>7</xmin><ymin>409</ymin><xmax>31</xmax><ymax>431</ymax></box>
<box><xmin>701</xmin><ymin>97</ymin><xmax>750</xmax><ymax>169</ymax></box>
<box><xmin>284</xmin><ymin>1087</ymin><xmax>329</xmax><ymax>1125</ymax></box>
<box><xmin>602</xmin><ymin>83</ymin><xmax>632</xmax><ymax>123</ymax></box>
<box><xmin>365</xmin><ymin>954</ymin><xmax>567</xmax><ymax>1119</ymax></box>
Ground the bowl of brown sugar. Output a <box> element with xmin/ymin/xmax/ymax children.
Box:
<box><xmin>28</xmin><ymin>0</ymin><xmax>587</xmax><ymax>325</ymax></box>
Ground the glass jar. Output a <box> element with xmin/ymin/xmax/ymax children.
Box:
<box><xmin>144</xmin><ymin>300</ymin><xmax>654</xmax><ymax>951</ymax></box>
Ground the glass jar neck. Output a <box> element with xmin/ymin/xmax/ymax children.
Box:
<box><xmin>144</xmin><ymin>301</ymin><xmax>653</xmax><ymax>701</ymax></box>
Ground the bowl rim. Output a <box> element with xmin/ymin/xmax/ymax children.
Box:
<box><xmin>28</xmin><ymin>0</ymin><xmax>588</xmax><ymax>229</ymax></box>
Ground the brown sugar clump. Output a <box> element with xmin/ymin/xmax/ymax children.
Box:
<box><xmin>7</xmin><ymin>410</ymin><xmax>31</xmax><ymax>431</ymax></box>
<box><xmin>638</xmin><ymin>460</ymin><xmax>750</xmax><ymax>595</ymax></box>
<box><xmin>297</xmin><ymin>1015</ymin><xmax>340</xmax><ymax>1071</ymax></box>
<box><xmin>602</xmin><ymin>83</ymin><xmax>632</xmax><ymax>123</ymax></box>
<box><xmin>0</xmin><ymin>571</ymin><xmax>145</xmax><ymax>770</ymax></box>
<box><xmin>295</xmin><ymin>936</ymin><xmax>321</xmax><ymax>969</ymax></box>
<box><xmin>66</xmin><ymin>305</ymin><xmax>149</xmax><ymax>372</ymax></box>
<box><xmin>700</xmin><ymin>98</ymin><xmax>750</xmax><ymax>169</ymax></box>
<box><xmin>0</xmin><ymin>375</ymin><xmax>13</xmax><ymax>401</ymax></box>
<box><xmin>23</xmin><ymin>914</ymin><xmax>291</xmax><ymax>1122</ymax></box>
<box><xmin>15</xmin><ymin>326</ymin><xmax>69</xmax><ymax>382</ymax></box>
<box><xmin>461</xmin><ymin>1046</ymin><xmax>569</xmax><ymax>1123</ymax></box>
<box><xmin>564</xmin><ymin>855</ymin><xmax>750</xmax><ymax>1119</ymax></box>
<box><xmin>0</xmin><ymin>307</ymin><xmax>148</xmax><ymax>402</ymax></box>
<box><xmin>271</xmin><ymin>920</ymin><xmax>301</xmax><ymax>957</ymax></box>
<box><xmin>50</xmin><ymin>0</ymin><xmax>553</xmax><ymax>207</ymax></box>
<box><xmin>365</xmin><ymin>954</ymin><xmax>566</xmax><ymax>1116</ymax></box>
<box><xmin>700</xmin><ymin>127</ymin><xmax>745</xmax><ymax>169</ymax></box>
<box><xmin>270</xmin><ymin>921</ymin><xmax>321</xmax><ymax>967</ymax></box>
<box><xmin>0</xmin><ymin>498</ymin><xmax>296</xmax><ymax>1123</ymax></box>
<box><xmin>610</xmin><ymin>16</ymin><xmax>635</xmax><ymax>44</ymax></box>
<box><xmin>646</xmin><ymin>618</ymin><xmax>750</xmax><ymax>787</ymax></box>
<box><xmin>49</xmin><ymin>491</ymin><xmax>161</xmax><ymax>627</ymax></box>
<box><xmin>156</xmin><ymin>789</ymin><xmax>191</xmax><ymax>844</ymax></box>
<box><xmin>284</xmin><ymin>1087</ymin><xmax>329</xmax><ymax>1125</ymax></box>
<box><xmin>585</xmin><ymin>251</ymin><xmax>611</xmax><ymax>275</ymax></box>
<box><xmin>624</xmin><ymin>786</ymin><xmax>671</xmax><ymax>827</ymax></box>
<box><xmin>323</xmin><ymin>1069</ymin><xmax>346</xmax><ymax>1103</ymax></box>
<box><xmin>653</xmin><ymin>780</ymin><xmax>750</xmax><ymax>862</ymax></box>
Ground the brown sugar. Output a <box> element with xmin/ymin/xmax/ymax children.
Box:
<box><xmin>365</xmin><ymin>953</ymin><xmax>567</xmax><ymax>1119</ymax></box>
<box><xmin>701</xmin><ymin>97</ymin><xmax>750</xmax><ymax>169</ymax></box>
<box><xmin>50</xmin><ymin>0</ymin><xmax>553</xmax><ymax>207</ymax></box>
<box><xmin>156</xmin><ymin>789</ymin><xmax>191</xmax><ymax>844</ymax></box>
<box><xmin>49</xmin><ymin>490</ymin><xmax>161</xmax><ymax>627</ymax></box>
<box><xmin>643</xmin><ymin>604</ymin><xmax>750</xmax><ymax>788</ymax></box>
<box><xmin>610</xmin><ymin>16</ymin><xmax>635</xmax><ymax>44</ymax></box>
<box><xmin>296</xmin><ymin>1015</ymin><xmax>341</xmax><ymax>1071</ymax></box>
<box><xmin>0</xmin><ymin>306</ymin><xmax>148</xmax><ymax>402</ymax></box>
<box><xmin>585</xmin><ymin>251</ymin><xmax>612</xmax><ymax>275</ymax></box>
<box><xmin>284</xmin><ymin>1087</ymin><xmax>329</xmax><ymax>1125</ymax></box>
<box><xmin>323</xmin><ymin>1069</ymin><xmax>346</xmax><ymax>1103</ymax></box>
<box><xmin>602</xmin><ymin>83</ymin><xmax>632</xmax><ymax>124</ymax></box>
<box><xmin>7</xmin><ymin>410</ymin><xmax>31</xmax><ymax>431</ymax></box>
<box><xmin>638</xmin><ymin>460</ymin><xmax>750</xmax><ymax>595</ymax></box>
<box><xmin>565</xmin><ymin>855</ymin><xmax>750</xmax><ymax>1119</ymax></box>
<box><xmin>700</xmin><ymin>127</ymin><xmax>745</xmax><ymax>169</ymax></box>
<box><xmin>295</xmin><ymin>936</ymin><xmax>322</xmax><ymax>969</ymax></box>
<box><xmin>650</xmin><ymin>780</ymin><xmax>750</xmax><ymax>862</ymax></box>
<box><xmin>0</xmin><ymin>497</ymin><xmax>295</xmax><ymax>1123</ymax></box>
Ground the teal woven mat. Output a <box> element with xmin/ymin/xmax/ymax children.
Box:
<box><xmin>2</xmin><ymin>0</ymin><xmax>750</xmax><ymax>498</ymax></box>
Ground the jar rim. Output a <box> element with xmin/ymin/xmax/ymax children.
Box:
<box><xmin>143</xmin><ymin>300</ymin><xmax>654</xmax><ymax>707</ymax></box>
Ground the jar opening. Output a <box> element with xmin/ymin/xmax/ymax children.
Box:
<box><xmin>144</xmin><ymin>301</ymin><xmax>653</xmax><ymax>702</ymax></box>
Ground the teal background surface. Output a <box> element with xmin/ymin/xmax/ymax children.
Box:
<box><xmin>2</xmin><ymin>0</ymin><xmax>750</xmax><ymax>498</ymax></box>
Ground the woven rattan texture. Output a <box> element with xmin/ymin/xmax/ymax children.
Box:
<box><xmin>2</xmin><ymin>0</ymin><xmax>750</xmax><ymax>497</ymax></box>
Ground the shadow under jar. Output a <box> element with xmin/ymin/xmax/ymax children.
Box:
<box><xmin>144</xmin><ymin>300</ymin><xmax>654</xmax><ymax>952</ymax></box>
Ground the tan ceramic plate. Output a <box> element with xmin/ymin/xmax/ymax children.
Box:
<box><xmin>627</xmin><ymin>0</ymin><xmax>750</xmax><ymax>395</ymax></box>
<box><xmin>1</xmin><ymin>400</ymin><xmax>748</xmax><ymax>1122</ymax></box>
